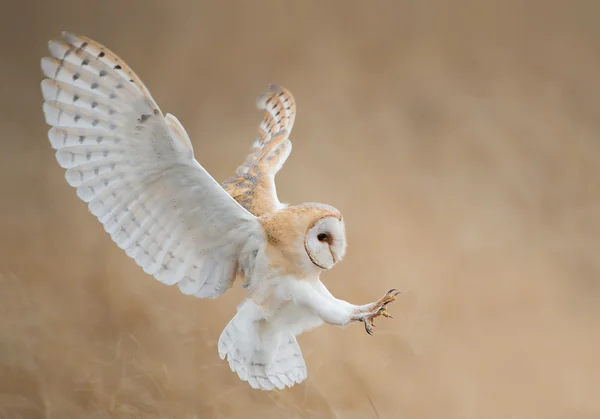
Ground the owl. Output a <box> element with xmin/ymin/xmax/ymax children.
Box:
<box><xmin>40</xmin><ymin>32</ymin><xmax>399</xmax><ymax>391</ymax></box>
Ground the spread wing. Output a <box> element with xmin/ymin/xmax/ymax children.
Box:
<box><xmin>40</xmin><ymin>32</ymin><xmax>267</xmax><ymax>299</ymax></box>
<box><xmin>222</xmin><ymin>84</ymin><xmax>296</xmax><ymax>216</ymax></box>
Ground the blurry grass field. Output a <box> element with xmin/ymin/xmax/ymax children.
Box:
<box><xmin>0</xmin><ymin>0</ymin><xmax>599</xmax><ymax>418</ymax></box>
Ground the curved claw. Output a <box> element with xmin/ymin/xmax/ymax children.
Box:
<box><xmin>363</xmin><ymin>318</ymin><xmax>373</xmax><ymax>335</ymax></box>
<box><xmin>380</xmin><ymin>289</ymin><xmax>401</xmax><ymax>306</ymax></box>
<box><xmin>359</xmin><ymin>289</ymin><xmax>401</xmax><ymax>335</ymax></box>
<box><xmin>382</xmin><ymin>291</ymin><xmax>398</xmax><ymax>302</ymax></box>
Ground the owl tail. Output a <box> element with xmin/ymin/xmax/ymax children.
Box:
<box><xmin>217</xmin><ymin>300</ymin><xmax>307</xmax><ymax>391</ymax></box>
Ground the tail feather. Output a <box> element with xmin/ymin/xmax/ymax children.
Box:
<box><xmin>218</xmin><ymin>301</ymin><xmax>307</xmax><ymax>391</ymax></box>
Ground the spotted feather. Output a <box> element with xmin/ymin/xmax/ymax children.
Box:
<box><xmin>40</xmin><ymin>31</ymin><xmax>266</xmax><ymax>299</ymax></box>
<box><xmin>222</xmin><ymin>84</ymin><xmax>296</xmax><ymax>216</ymax></box>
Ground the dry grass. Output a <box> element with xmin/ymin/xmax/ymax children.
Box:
<box><xmin>1</xmin><ymin>0</ymin><xmax>599</xmax><ymax>418</ymax></box>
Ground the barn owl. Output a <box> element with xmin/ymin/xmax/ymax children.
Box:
<box><xmin>39</xmin><ymin>32</ymin><xmax>399</xmax><ymax>391</ymax></box>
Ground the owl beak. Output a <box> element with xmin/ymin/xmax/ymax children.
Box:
<box><xmin>329</xmin><ymin>247</ymin><xmax>337</xmax><ymax>264</ymax></box>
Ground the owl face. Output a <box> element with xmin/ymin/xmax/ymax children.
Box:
<box><xmin>304</xmin><ymin>215</ymin><xmax>347</xmax><ymax>270</ymax></box>
<box><xmin>260</xmin><ymin>203</ymin><xmax>347</xmax><ymax>275</ymax></box>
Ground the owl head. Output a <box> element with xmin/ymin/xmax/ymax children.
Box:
<box><xmin>303</xmin><ymin>211</ymin><xmax>347</xmax><ymax>270</ymax></box>
<box><xmin>260</xmin><ymin>203</ymin><xmax>347</xmax><ymax>273</ymax></box>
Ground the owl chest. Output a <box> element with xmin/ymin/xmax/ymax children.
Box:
<box><xmin>255</xmin><ymin>280</ymin><xmax>323</xmax><ymax>337</ymax></box>
<box><xmin>265</xmin><ymin>299</ymin><xmax>323</xmax><ymax>337</ymax></box>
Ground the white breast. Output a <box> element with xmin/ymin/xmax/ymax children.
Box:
<box><xmin>252</xmin><ymin>278</ymin><xmax>323</xmax><ymax>338</ymax></box>
<box><xmin>266</xmin><ymin>298</ymin><xmax>324</xmax><ymax>338</ymax></box>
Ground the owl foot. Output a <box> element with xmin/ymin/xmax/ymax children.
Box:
<box><xmin>357</xmin><ymin>289</ymin><xmax>400</xmax><ymax>335</ymax></box>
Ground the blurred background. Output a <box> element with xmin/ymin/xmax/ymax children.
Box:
<box><xmin>1</xmin><ymin>0</ymin><xmax>599</xmax><ymax>418</ymax></box>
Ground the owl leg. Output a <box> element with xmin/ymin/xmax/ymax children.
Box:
<box><xmin>354</xmin><ymin>289</ymin><xmax>400</xmax><ymax>335</ymax></box>
<box><xmin>290</xmin><ymin>281</ymin><xmax>399</xmax><ymax>331</ymax></box>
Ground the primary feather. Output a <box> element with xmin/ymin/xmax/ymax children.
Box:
<box><xmin>222</xmin><ymin>85</ymin><xmax>296</xmax><ymax>216</ymax></box>
<box><xmin>41</xmin><ymin>32</ymin><xmax>266</xmax><ymax>298</ymax></box>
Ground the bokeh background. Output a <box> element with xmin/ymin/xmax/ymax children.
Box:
<box><xmin>1</xmin><ymin>0</ymin><xmax>599</xmax><ymax>418</ymax></box>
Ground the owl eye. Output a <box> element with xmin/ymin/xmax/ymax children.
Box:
<box><xmin>317</xmin><ymin>233</ymin><xmax>329</xmax><ymax>242</ymax></box>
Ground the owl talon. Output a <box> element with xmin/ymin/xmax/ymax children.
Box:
<box><xmin>358</xmin><ymin>289</ymin><xmax>400</xmax><ymax>335</ymax></box>
<box><xmin>381</xmin><ymin>310</ymin><xmax>393</xmax><ymax>319</ymax></box>
<box><xmin>377</xmin><ymin>289</ymin><xmax>401</xmax><ymax>308</ymax></box>
<box><xmin>363</xmin><ymin>318</ymin><xmax>373</xmax><ymax>335</ymax></box>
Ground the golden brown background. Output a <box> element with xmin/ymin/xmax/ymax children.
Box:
<box><xmin>1</xmin><ymin>0</ymin><xmax>599</xmax><ymax>418</ymax></box>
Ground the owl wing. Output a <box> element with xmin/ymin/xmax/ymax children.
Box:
<box><xmin>222</xmin><ymin>84</ymin><xmax>296</xmax><ymax>216</ymax></box>
<box><xmin>40</xmin><ymin>32</ymin><xmax>267</xmax><ymax>298</ymax></box>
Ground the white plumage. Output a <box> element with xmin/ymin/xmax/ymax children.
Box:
<box><xmin>218</xmin><ymin>299</ymin><xmax>310</xmax><ymax>390</ymax></box>
<box><xmin>41</xmin><ymin>32</ymin><xmax>399</xmax><ymax>391</ymax></box>
<box><xmin>41</xmin><ymin>32</ymin><xmax>265</xmax><ymax>299</ymax></box>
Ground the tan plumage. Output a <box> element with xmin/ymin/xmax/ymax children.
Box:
<box><xmin>40</xmin><ymin>32</ymin><xmax>399</xmax><ymax>391</ymax></box>
<box><xmin>222</xmin><ymin>84</ymin><xmax>296</xmax><ymax>216</ymax></box>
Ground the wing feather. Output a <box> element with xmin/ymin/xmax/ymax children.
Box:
<box><xmin>41</xmin><ymin>32</ymin><xmax>267</xmax><ymax>298</ymax></box>
<box><xmin>222</xmin><ymin>84</ymin><xmax>296</xmax><ymax>216</ymax></box>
